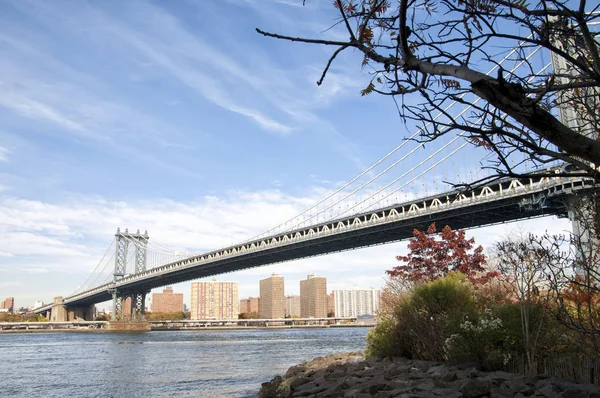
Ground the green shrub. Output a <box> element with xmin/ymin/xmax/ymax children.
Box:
<box><xmin>367</xmin><ymin>272</ymin><xmax>478</xmax><ymax>360</ymax></box>
<box><xmin>445</xmin><ymin>308</ymin><xmax>511</xmax><ymax>366</ymax></box>
<box><xmin>366</xmin><ymin>315</ymin><xmax>399</xmax><ymax>357</ymax></box>
<box><xmin>492</xmin><ymin>301</ymin><xmax>569</xmax><ymax>359</ymax></box>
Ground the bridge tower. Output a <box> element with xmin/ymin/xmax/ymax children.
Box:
<box><xmin>111</xmin><ymin>228</ymin><xmax>149</xmax><ymax>321</ymax></box>
<box><xmin>549</xmin><ymin>18</ymin><xmax>600</xmax><ymax>270</ymax></box>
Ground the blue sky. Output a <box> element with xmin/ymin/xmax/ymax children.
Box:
<box><xmin>0</xmin><ymin>0</ymin><xmax>572</xmax><ymax>310</ymax></box>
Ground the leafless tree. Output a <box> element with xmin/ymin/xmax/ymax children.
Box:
<box><xmin>378</xmin><ymin>276</ymin><xmax>412</xmax><ymax>315</ymax></box>
<box><xmin>257</xmin><ymin>0</ymin><xmax>600</xmax><ymax>183</ymax></box>
<box><xmin>493</xmin><ymin>230</ymin><xmax>553</xmax><ymax>372</ymax></box>
<box><xmin>493</xmin><ymin>194</ymin><xmax>600</xmax><ymax>354</ymax></box>
<box><xmin>542</xmin><ymin>193</ymin><xmax>600</xmax><ymax>341</ymax></box>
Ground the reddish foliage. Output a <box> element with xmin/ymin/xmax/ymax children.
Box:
<box><xmin>387</xmin><ymin>223</ymin><xmax>495</xmax><ymax>283</ymax></box>
<box><xmin>560</xmin><ymin>277</ymin><xmax>600</xmax><ymax>330</ymax></box>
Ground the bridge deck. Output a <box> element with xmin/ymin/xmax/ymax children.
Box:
<box><xmin>35</xmin><ymin>174</ymin><xmax>594</xmax><ymax>312</ymax></box>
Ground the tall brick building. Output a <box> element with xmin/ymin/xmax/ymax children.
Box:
<box><xmin>0</xmin><ymin>297</ymin><xmax>14</xmax><ymax>313</ymax></box>
<box><xmin>327</xmin><ymin>292</ymin><xmax>335</xmax><ymax>317</ymax></box>
<box><xmin>191</xmin><ymin>279</ymin><xmax>239</xmax><ymax>320</ymax></box>
<box><xmin>151</xmin><ymin>287</ymin><xmax>184</xmax><ymax>313</ymax></box>
<box><xmin>300</xmin><ymin>274</ymin><xmax>327</xmax><ymax>318</ymax></box>
<box><xmin>259</xmin><ymin>274</ymin><xmax>285</xmax><ymax>319</ymax></box>
<box><xmin>239</xmin><ymin>296</ymin><xmax>260</xmax><ymax>314</ymax></box>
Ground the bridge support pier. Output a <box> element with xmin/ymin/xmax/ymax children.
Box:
<box><xmin>567</xmin><ymin>191</ymin><xmax>600</xmax><ymax>274</ymax></box>
<box><xmin>67</xmin><ymin>305</ymin><xmax>96</xmax><ymax>321</ymax></box>
<box><xmin>49</xmin><ymin>296</ymin><xmax>67</xmax><ymax>322</ymax></box>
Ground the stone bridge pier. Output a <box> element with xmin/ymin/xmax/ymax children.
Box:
<box><xmin>67</xmin><ymin>304</ymin><xmax>96</xmax><ymax>321</ymax></box>
<box><xmin>49</xmin><ymin>296</ymin><xmax>67</xmax><ymax>322</ymax></box>
<box><xmin>48</xmin><ymin>296</ymin><xmax>96</xmax><ymax>321</ymax></box>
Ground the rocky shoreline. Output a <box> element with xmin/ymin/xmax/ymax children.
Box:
<box><xmin>258</xmin><ymin>352</ymin><xmax>600</xmax><ymax>397</ymax></box>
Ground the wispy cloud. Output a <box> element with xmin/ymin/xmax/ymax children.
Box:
<box><xmin>0</xmin><ymin>184</ymin><xmax>573</xmax><ymax>306</ymax></box>
<box><xmin>0</xmin><ymin>281</ymin><xmax>23</xmax><ymax>287</ymax></box>
<box><xmin>100</xmin><ymin>3</ymin><xmax>293</xmax><ymax>135</ymax></box>
<box><xmin>0</xmin><ymin>146</ymin><xmax>8</xmax><ymax>162</ymax></box>
<box><xmin>0</xmin><ymin>185</ymin><xmax>404</xmax><ymax>303</ymax></box>
<box><xmin>0</xmin><ymin>0</ymin><xmax>372</xmax><ymax>174</ymax></box>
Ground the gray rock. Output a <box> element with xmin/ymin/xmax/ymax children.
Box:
<box><xmin>460</xmin><ymin>378</ymin><xmax>491</xmax><ymax>398</ymax></box>
<box><xmin>259</xmin><ymin>375</ymin><xmax>283</xmax><ymax>398</ymax></box>
<box><xmin>535</xmin><ymin>380</ymin><xmax>558</xmax><ymax>397</ymax></box>
<box><xmin>289</xmin><ymin>376</ymin><xmax>310</xmax><ymax>389</ymax></box>
<box><xmin>292</xmin><ymin>381</ymin><xmax>319</xmax><ymax>393</ymax></box>
<box><xmin>391</xmin><ymin>379</ymin><xmax>410</xmax><ymax>389</ymax></box>
<box><xmin>482</xmin><ymin>371</ymin><xmax>515</xmax><ymax>384</ymax></box>
<box><xmin>413</xmin><ymin>360</ymin><xmax>437</xmax><ymax>372</ymax></box>
<box><xmin>560</xmin><ymin>387</ymin><xmax>591</xmax><ymax>398</ymax></box>
<box><xmin>525</xmin><ymin>374</ymin><xmax>550</xmax><ymax>385</ymax></box>
<box><xmin>431</xmin><ymin>387</ymin><xmax>462</xmax><ymax>397</ymax></box>
<box><xmin>467</xmin><ymin>368</ymin><xmax>479</xmax><ymax>379</ymax></box>
<box><xmin>442</xmin><ymin>371</ymin><xmax>459</xmax><ymax>382</ymax></box>
<box><xmin>365</xmin><ymin>356</ymin><xmax>383</xmax><ymax>366</ymax></box>
<box><xmin>367</xmin><ymin>381</ymin><xmax>395</xmax><ymax>395</ymax></box>
<box><xmin>342</xmin><ymin>388</ymin><xmax>361</xmax><ymax>397</ymax></box>
<box><xmin>315</xmin><ymin>377</ymin><xmax>348</xmax><ymax>398</ymax></box>
<box><xmin>427</xmin><ymin>364</ymin><xmax>448</xmax><ymax>374</ymax></box>
<box><xmin>433</xmin><ymin>378</ymin><xmax>461</xmax><ymax>389</ymax></box>
<box><xmin>291</xmin><ymin>384</ymin><xmax>326</xmax><ymax>397</ymax></box>
<box><xmin>510</xmin><ymin>380</ymin><xmax>534</xmax><ymax>396</ymax></box>
<box><xmin>358</xmin><ymin>366</ymin><xmax>382</xmax><ymax>377</ymax></box>
<box><xmin>285</xmin><ymin>365</ymin><xmax>304</xmax><ymax>379</ymax></box>
<box><xmin>489</xmin><ymin>386</ymin><xmax>514</xmax><ymax>398</ymax></box>
<box><xmin>260</xmin><ymin>352</ymin><xmax>600</xmax><ymax>398</ymax></box>
<box><xmin>324</xmin><ymin>369</ymin><xmax>346</xmax><ymax>380</ymax></box>
<box><xmin>386</xmin><ymin>363</ymin><xmax>413</xmax><ymax>378</ymax></box>
<box><xmin>412</xmin><ymin>378</ymin><xmax>436</xmax><ymax>392</ymax></box>
<box><xmin>342</xmin><ymin>375</ymin><xmax>361</xmax><ymax>387</ymax></box>
<box><xmin>456</xmin><ymin>361</ymin><xmax>481</xmax><ymax>370</ymax></box>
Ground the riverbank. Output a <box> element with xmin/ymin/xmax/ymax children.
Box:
<box><xmin>259</xmin><ymin>352</ymin><xmax>600</xmax><ymax>397</ymax></box>
<box><xmin>0</xmin><ymin>322</ymin><xmax>374</xmax><ymax>333</ymax></box>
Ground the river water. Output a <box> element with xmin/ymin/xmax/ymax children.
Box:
<box><xmin>1</xmin><ymin>327</ymin><xmax>369</xmax><ymax>397</ymax></box>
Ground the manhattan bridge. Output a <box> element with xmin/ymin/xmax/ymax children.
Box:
<box><xmin>34</xmin><ymin>32</ymin><xmax>598</xmax><ymax>322</ymax></box>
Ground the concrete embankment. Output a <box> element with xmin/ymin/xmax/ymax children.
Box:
<box><xmin>259</xmin><ymin>352</ymin><xmax>600</xmax><ymax>397</ymax></box>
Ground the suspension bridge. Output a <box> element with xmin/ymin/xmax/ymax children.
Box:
<box><xmin>34</xmin><ymin>28</ymin><xmax>598</xmax><ymax>322</ymax></box>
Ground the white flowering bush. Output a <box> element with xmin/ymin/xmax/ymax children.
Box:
<box><xmin>445</xmin><ymin>308</ymin><xmax>512</xmax><ymax>365</ymax></box>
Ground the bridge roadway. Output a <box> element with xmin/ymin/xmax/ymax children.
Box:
<box><xmin>35</xmin><ymin>174</ymin><xmax>595</xmax><ymax>313</ymax></box>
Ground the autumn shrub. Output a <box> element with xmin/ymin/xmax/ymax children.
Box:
<box><xmin>145</xmin><ymin>311</ymin><xmax>188</xmax><ymax>321</ymax></box>
<box><xmin>367</xmin><ymin>272</ymin><xmax>477</xmax><ymax>360</ymax></box>
<box><xmin>0</xmin><ymin>313</ymin><xmax>46</xmax><ymax>322</ymax></box>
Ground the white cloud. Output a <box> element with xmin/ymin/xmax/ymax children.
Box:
<box><xmin>0</xmin><ymin>184</ymin><xmax>574</xmax><ymax>307</ymax></box>
<box><xmin>0</xmin><ymin>146</ymin><xmax>9</xmax><ymax>162</ymax></box>
<box><xmin>0</xmin><ymin>281</ymin><xmax>23</xmax><ymax>287</ymax></box>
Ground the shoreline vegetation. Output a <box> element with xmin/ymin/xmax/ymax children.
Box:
<box><xmin>258</xmin><ymin>221</ymin><xmax>600</xmax><ymax>396</ymax></box>
<box><xmin>258</xmin><ymin>352</ymin><xmax>600</xmax><ymax>397</ymax></box>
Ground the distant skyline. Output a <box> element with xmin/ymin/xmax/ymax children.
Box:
<box><xmin>0</xmin><ymin>0</ymin><xmax>572</xmax><ymax>309</ymax></box>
